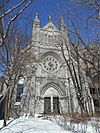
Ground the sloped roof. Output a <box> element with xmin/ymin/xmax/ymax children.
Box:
<box><xmin>42</xmin><ymin>21</ymin><xmax>59</xmax><ymax>32</ymax></box>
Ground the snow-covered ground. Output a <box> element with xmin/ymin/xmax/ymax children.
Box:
<box><xmin>0</xmin><ymin>115</ymin><xmax>99</xmax><ymax>133</ymax></box>
<box><xmin>0</xmin><ymin>117</ymin><xmax>71</xmax><ymax>133</ymax></box>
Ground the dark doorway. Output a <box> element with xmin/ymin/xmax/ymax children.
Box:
<box><xmin>53</xmin><ymin>97</ymin><xmax>60</xmax><ymax>113</ymax></box>
<box><xmin>44</xmin><ymin>97</ymin><xmax>51</xmax><ymax>113</ymax></box>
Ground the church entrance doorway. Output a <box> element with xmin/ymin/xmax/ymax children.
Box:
<box><xmin>44</xmin><ymin>97</ymin><xmax>60</xmax><ymax>114</ymax></box>
<box><xmin>44</xmin><ymin>97</ymin><xmax>51</xmax><ymax>113</ymax></box>
<box><xmin>53</xmin><ymin>97</ymin><xmax>60</xmax><ymax>113</ymax></box>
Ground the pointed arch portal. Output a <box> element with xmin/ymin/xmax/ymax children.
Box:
<box><xmin>41</xmin><ymin>82</ymin><xmax>64</xmax><ymax>114</ymax></box>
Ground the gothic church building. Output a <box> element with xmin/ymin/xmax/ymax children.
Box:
<box><xmin>14</xmin><ymin>14</ymin><xmax>94</xmax><ymax>116</ymax></box>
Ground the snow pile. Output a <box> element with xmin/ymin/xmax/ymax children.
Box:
<box><xmin>0</xmin><ymin>115</ymin><xmax>99</xmax><ymax>133</ymax></box>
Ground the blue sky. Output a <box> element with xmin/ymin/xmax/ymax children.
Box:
<box><xmin>20</xmin><ymin>0</ymin><xmax>99</xmax><ymax>43</ymax></box>
<box><xmin>0</xmin><ymin>0</ymin><xmax>99</xmax><ymax>48</ymax></box>
<box><xmin>0</xmin><ymin>0</ymin><xmax>99</xmax><ymax>76</ymax></box>
<box><xmin>1</xmin><ymin>0</ymin><xmax>99</xmax><ymax>43</ymax></box>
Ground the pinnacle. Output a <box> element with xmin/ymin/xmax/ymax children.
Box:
<box><xmin>34</xmin><ymin>13</ymin><xmax>40</xmax><ymax>23</ymax></box>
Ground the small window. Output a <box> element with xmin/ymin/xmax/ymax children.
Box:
<box><xmin>90</xmin><ymin>88</ymin><xmax>95</xmax><ymax>94</ymax></box>
<box><xmin>86</xmin><ymin>70</ymin><xmax>90</xmax><ymax>77</ymax></box>
<box><xmin>45</xmin><ymin>34</ymin><xmax>47</xmax><ymax>42</ymax></box>
<box><xmin>16</xmin><ymin>84</ymin><xmax>24</xmax><ymax>102</ymax></box>
<box><xmin>51</xmin><ymin>35</ymin><xmax>53</xmax><ymax>42</ymax></box>
<box><xmin>16</xmin><ymin>78</ymin><xmax>24</xmax><ymax>102</ymax></box>
<box><xmin>93</xmin><ymin>99</ymin><xmax>100</xmax><ymax>107</ymax></box>
<box><xmin>48</xmin><ymin>35</ymin><xmax>50</xmax><ymax>42</ymax></box>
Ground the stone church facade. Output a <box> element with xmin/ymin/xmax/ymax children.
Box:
<box><xmin>14</xmin><ymin>14</ymin><xmax>94</xmax><ymax>116</ymax></box>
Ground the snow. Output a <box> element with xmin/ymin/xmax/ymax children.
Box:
<box><xmin>18</xmin><ymin>78</ymin><xmax>24</xmax><ymax>84</ymax></box>
<box><xmin>0</xmin><ymin>94</ymin><xmax>3</xmax><ymax>97</ymax></box>
<box><xmin>0</xmin><ymin>120</ymin><xmax>3</xmax><ymax>129</ymax></box>
<box><xmin>54</xmin><ymin>116</ymin><xmax>100</xmax><ymax>133</ymax></box>
<box><xmin>14</xmin><ymin>102</ymin><xmax>20</xmax><ymax>106</ymax></box>
<box><xmin>0</xmin><ymin>116</ymin><xmax>99</xmax><ymax>133</ymax></box>
<box><xmin>0</xmin><ymin>117</ymin><xmax>71</xmax><ymax>133</ymax></box>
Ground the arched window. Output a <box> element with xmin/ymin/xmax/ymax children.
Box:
<box><xmin>48</xmin><ymin>35</ymin><xmax>50</xmax><ymax>42</ymax></box>
<box><xmin>45</xmin><ymin>34</ymin><xmax>47</xmax><ymax>42</ymax></box>
<box><xmin>16</xmin><ymin>78</ymin><xmax>24</xmax><ymax>102</ymax></box>
<box><xmin>54</xmin><ymin>35</ymin><xmax>56</xmax><ymax>42</ymax></box>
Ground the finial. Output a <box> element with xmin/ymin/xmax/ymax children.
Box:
<box><xmin>36</xmin><ymin>13</ymin><xmax>38</xmax><ymax>18</ymax></box>
<box><xmin>60</xmin><ymin>17</ymin><xmax>64</xmax><ymax>25</ymax></box>
<box><xmin>60</xmin><ymin>17</ymin><xmax>65</xmax><ymax>31</ymax></box>
<box><xmin>48</xmin><ymin>15</ymin><xmax>52</xmax><ymax>22</ymax></box>
<box><xmin>34</xmin><ymin>13</ymin><xmax>40</xmax><ymax>22</ymax></box>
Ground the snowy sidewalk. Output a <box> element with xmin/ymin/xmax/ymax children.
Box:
<box><xmin>0</xmin><ymin>117</ymin><xmax>71</xmax><ymax>133</ymax></box>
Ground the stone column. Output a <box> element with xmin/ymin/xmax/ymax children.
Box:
<box><xmin>51</xmin><ymin>96</ymin><xmax>53</xmax><ymax>112</ymax></box>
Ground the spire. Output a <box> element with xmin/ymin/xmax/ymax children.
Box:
<box><xmin>48</xmin><ymin>15</ymin><xmax>52</xmax><ymax>23</ymax></box>
<box><xmin>34</xmin><ymin>13</ymin><xmax>40</xmax><ymax>22</ymax></box>
<box><xmin>33</xmin><ymin>13</ymin><xmax>40</xmax><ymax>27</ymax></box>
<box><xmin>61</xmin><ymin>17</ymin><xmax>64</xmax><ymax>25</ymax></box>
<box><xmin>60</xmin><ymin>17</ymin><xmax>65</xmax><ymax>31</ymax></box>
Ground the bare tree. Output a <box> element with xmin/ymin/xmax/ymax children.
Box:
<box><xmin>0</xmin><ymin>0</ymin><xmax>36</xmax><ymax>126</ymax></box>
<box><xmin>0</xmin><ymin>0</ymin><xmax>34</xmax><ymax>49</ymax></box>
<box><xmin>66</xmin><ymin>0</ymin><xmax>100</xmax><ymax>18</ymax></box>
<box><xmin>0</xmin><ymin>34</ymin><xmax>31</xmax><ymax>126</ymax></box>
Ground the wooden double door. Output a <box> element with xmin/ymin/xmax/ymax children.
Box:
<box><xmin>44</xmin><ymin>97</ymin><xmax>60</xmax><ymax>114</ymax></box>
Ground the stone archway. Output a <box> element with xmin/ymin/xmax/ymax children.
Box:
<box><xmin>41</xmin><ymin>82</ymin><xmax>64</xmax><ymax>96</ymax></box>
<box><xmin>41</xmin><ymin>82</ymin><xmax>64</xmax><ymax>114</ymax></box>
<box><xmin>43</xmin><ymin>87</ymin><xmax>60</xmax><ymax>114</ymax></box>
